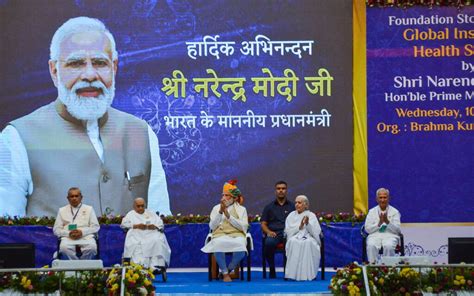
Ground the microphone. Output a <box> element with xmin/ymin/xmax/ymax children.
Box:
<box><xmin>125</xmin><ymin>171</ymin><xmax>132</xmax><ymax>190</ymax></box>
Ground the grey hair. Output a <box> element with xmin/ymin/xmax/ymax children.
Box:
<box><xmin>134</xmin><ymin>197</ymin><xmax>146</xmax><ymax>205</ymax></box>
<box><xmin>50</xmin><ymin>16</ymin><xmax>118</xmax><ymax>61</ymax></box>
<box><xmin>376</xmin><ymin>188</ymin><xmax>390</xmax><ymax>197</ymax></box>
<box><xmin>295</xmin><ymin>195</ymin><xmax>309</xmax><ymax>207</ymax></box>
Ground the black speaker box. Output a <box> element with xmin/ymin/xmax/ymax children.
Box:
<box><xmin>0</xmin><ymin>243</ymin><xmax>35</xmax><ymax>268</ymax></box>
<box><xmin>448</xmin><ymin>237</ymin><xmax>474</xmax><ymax>264</ymax></box>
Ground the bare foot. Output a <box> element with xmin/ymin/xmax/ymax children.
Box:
<box><xmin>223</xmin><ymin>273</ymin><xmax>232</xmax><ymax>282</ymax></box>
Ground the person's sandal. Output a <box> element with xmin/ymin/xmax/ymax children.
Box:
<box><xmin>222</xmin><ymin>273</ymin><xmax>232</xmax><ymax>282</ymax></box>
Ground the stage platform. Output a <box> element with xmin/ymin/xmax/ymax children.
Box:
<box><xmin>153</xmin><ymin>269</ymin><xmax>333</xmax><ymax>295</ymax></box>
<box><xmin>0</xmin><ymin>223</ymin><xmax>362</xmax><ymax>268</ymax></box>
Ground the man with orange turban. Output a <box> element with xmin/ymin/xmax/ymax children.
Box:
<box><xmin>201</xmin><ymin>180</ymin><xmax>248</xmax><ymax>282</ymax></box>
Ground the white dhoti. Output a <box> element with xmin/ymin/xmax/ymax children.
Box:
<box><xmin>366</xmin><ymin>232</ymin><xmax>399</xmax><ymax>263</ymax></box>
<box><xmin>121</xmin><ymin>210</ymin><xmax>171</xmax><ymax>268</ymax></box>
<box><xmin>59</xmin><ymin>237</ymin><xmax>97</xmax><ymax>260</ymax></box>
<box><xmin>124</xmin><ymin>231</ymin><xmax>171</xmax><ymax>267</ymax></box>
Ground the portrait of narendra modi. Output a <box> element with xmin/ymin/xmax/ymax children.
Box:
<box><xmin>0</xmin><ymin>17</ymin><xmax>171</xmax><ymax>218</ymax></box>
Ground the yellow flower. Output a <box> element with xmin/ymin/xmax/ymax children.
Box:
<box><xmin>22</xmin><ymin>279</ymin><xmax>32</xmax><ymax>289</ymax></box>
<box><xmin>378</xmin><ymin>278</ymin><xmax>384</xmax><ymax>285</ymax></box>
<box><xmin>354</xmin><ymin>267</ymin><xmax>361</xmax><ymax>274</ymax></box>
<box><xmin>352</xmin><ymin>275</ymin><xmax>357</xmax><ymax>280</ymax></box>
<box><xmin>401</xmin><ymin>267</ymin><xmax>412</xmax><ymax>276</ymax></box>
<box><xmin>144</xmin><ymin>279</ymin><xmax>151</xmax><ymax>286</ymax></box>
<box><xmin>454</xmin><ymin>280</ymin><xmax>460</xmax><ymax>285</ymax></box>
<box><xmin>133</xmin><ymin>273</ymin><xmax>140</xmax><ymax>280</ymax></box>
<box><xmin>111</xmin><ymin>283</ymin><xmax>119</xmax><ymax>291</ymax></box>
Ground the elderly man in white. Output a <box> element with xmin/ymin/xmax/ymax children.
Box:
<box><xmin>284</xmin><ymin>195</ymin><xmax>321</xmax><ymax>281</ymax></box>
<box><xmin>53</xmin><ymin>187</ymin><xmax>100</xmax><ymax>260</ymax></box>
<box><xmin>364</xmin><ymin>188</ymin><xmax>401</xmax><ymax>264</ymax></box>
<box><xmin>201</xmin><ymin>180</ymin><xmax>248</xmax><ymax>282</ymax></box>
<box><xmin>121</xmin><ymin>198</ymin><xmax>171</xmax><ymax>269</ymax></box>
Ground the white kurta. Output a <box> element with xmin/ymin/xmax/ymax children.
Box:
<box><xmin>201</xmin><ymin>203</ymin><xmax>248</xmax><ymax>253</ymax></box>
<box><xmin>364</xmin><ymin>205</ymin><xmax>401</xmax><ymax>263</ymax></box>
<box><xmin>52</xmin><ymin>203</ymin><xmax>100</xmax><ymax>259</ymax></box>
<box><xmin>0</xmin><ymin>124</ymin><xmax>171</xmax><ymax>216</ymax></box>
<box><xmin>284</xmin><ymin>210</ymin><xmax>321</xmax><ymax>281</ymax></box>
<box><xmin>121</xmin><ymin>210</ymin><xmax>171</xmax><ymax>267</ymax></box>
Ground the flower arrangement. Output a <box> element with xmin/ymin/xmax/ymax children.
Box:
<box><xmin>369</xmin><ymin>266</ymin><xmax>422</xmax><ymax>295</ymax></box>
<box><xmin>330</xmin><ymin>263</ymin><xmax>474</xmax><ymax>295</ymax></box>
<box><xmin>317</xmin><ymin>212</ymin><xmax>366</xmax><ymax>225</ymax></box>
<box><xmin>421</xmin><ymin>265</ymin><xmax>474</xmax><ymax>293</ymax></box>
<box><xmin>9</xmin><ymin>269</ymin><xmax>60</xmax><ymax>294</ymax></box>
<box><xmin>98</xmin><ymin>214</ymin><xmax>125</xmax><ymax>225</ymax></box>
<box><xmin>161</xmin><ymin>213</ymin><xmax>211</xmax><ymax>225</ymax></box>
<box><xmin>329</xmin><ymin>262</ymin><xmax>376</xmax><ymax>296</ymax></box>
<box><xmin>0</xmin><ymin>216</ymin><xmax>56</xmax><ymax>226</ymax></box>
<box><xmin>0</xmin><ymin>212</ymin><xmax>365</xmax><ymax>226</ymax></box>
<box><xmin>60</xmin><ymin>270</ymin><xmax>108</xmax><ymax>295</ymax></box>
<box><xmin>106</xmin><ymin>263</ymin><xmax>155</xmax><ymax>296</ymax></box>
<box><xmin>0</xmin><ymin>263</ymin><xmax>157</xmax><ymax>295</ymax></box>
<box><xmin>0</xmin><ymin>273</ymin><xmax>12</xmax><ymax>292</ymax></box>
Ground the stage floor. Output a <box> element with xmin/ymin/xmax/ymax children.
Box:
<box><xmin>154</xmin><ymin>269</ymin><xmax>333</xmax><ymax>295</ymax></box>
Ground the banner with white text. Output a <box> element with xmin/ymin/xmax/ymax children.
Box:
<box><xmin>0</xmin><ymin>0</ymin><xmax>353</xmax><ymax>216</ymax></box>
<box><xmin>367</xmin><ymin>6</ymin><xmax>474</xmax><ymax>222</ymax></box>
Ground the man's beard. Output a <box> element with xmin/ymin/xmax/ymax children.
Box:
<box><xmin>58</xmin><ymin>78</ymin><xmax>115</xmax><ymax>121</ymax></box>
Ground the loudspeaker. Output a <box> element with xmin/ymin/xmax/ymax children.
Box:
<box><xmin>0</xmin><ymin>243</ymin><xmax>35</xmax><ymax>268</ymax></box>
<box><xmin>449</xmin><ymin>237</ymin><xmax>474</xmax><ymax>264</ymax></box>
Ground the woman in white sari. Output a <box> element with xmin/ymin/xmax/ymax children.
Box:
<box><xmin>284</xmin><ymin>195</ymin><xmax>321</xmax><ymax>281</ymax></box>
